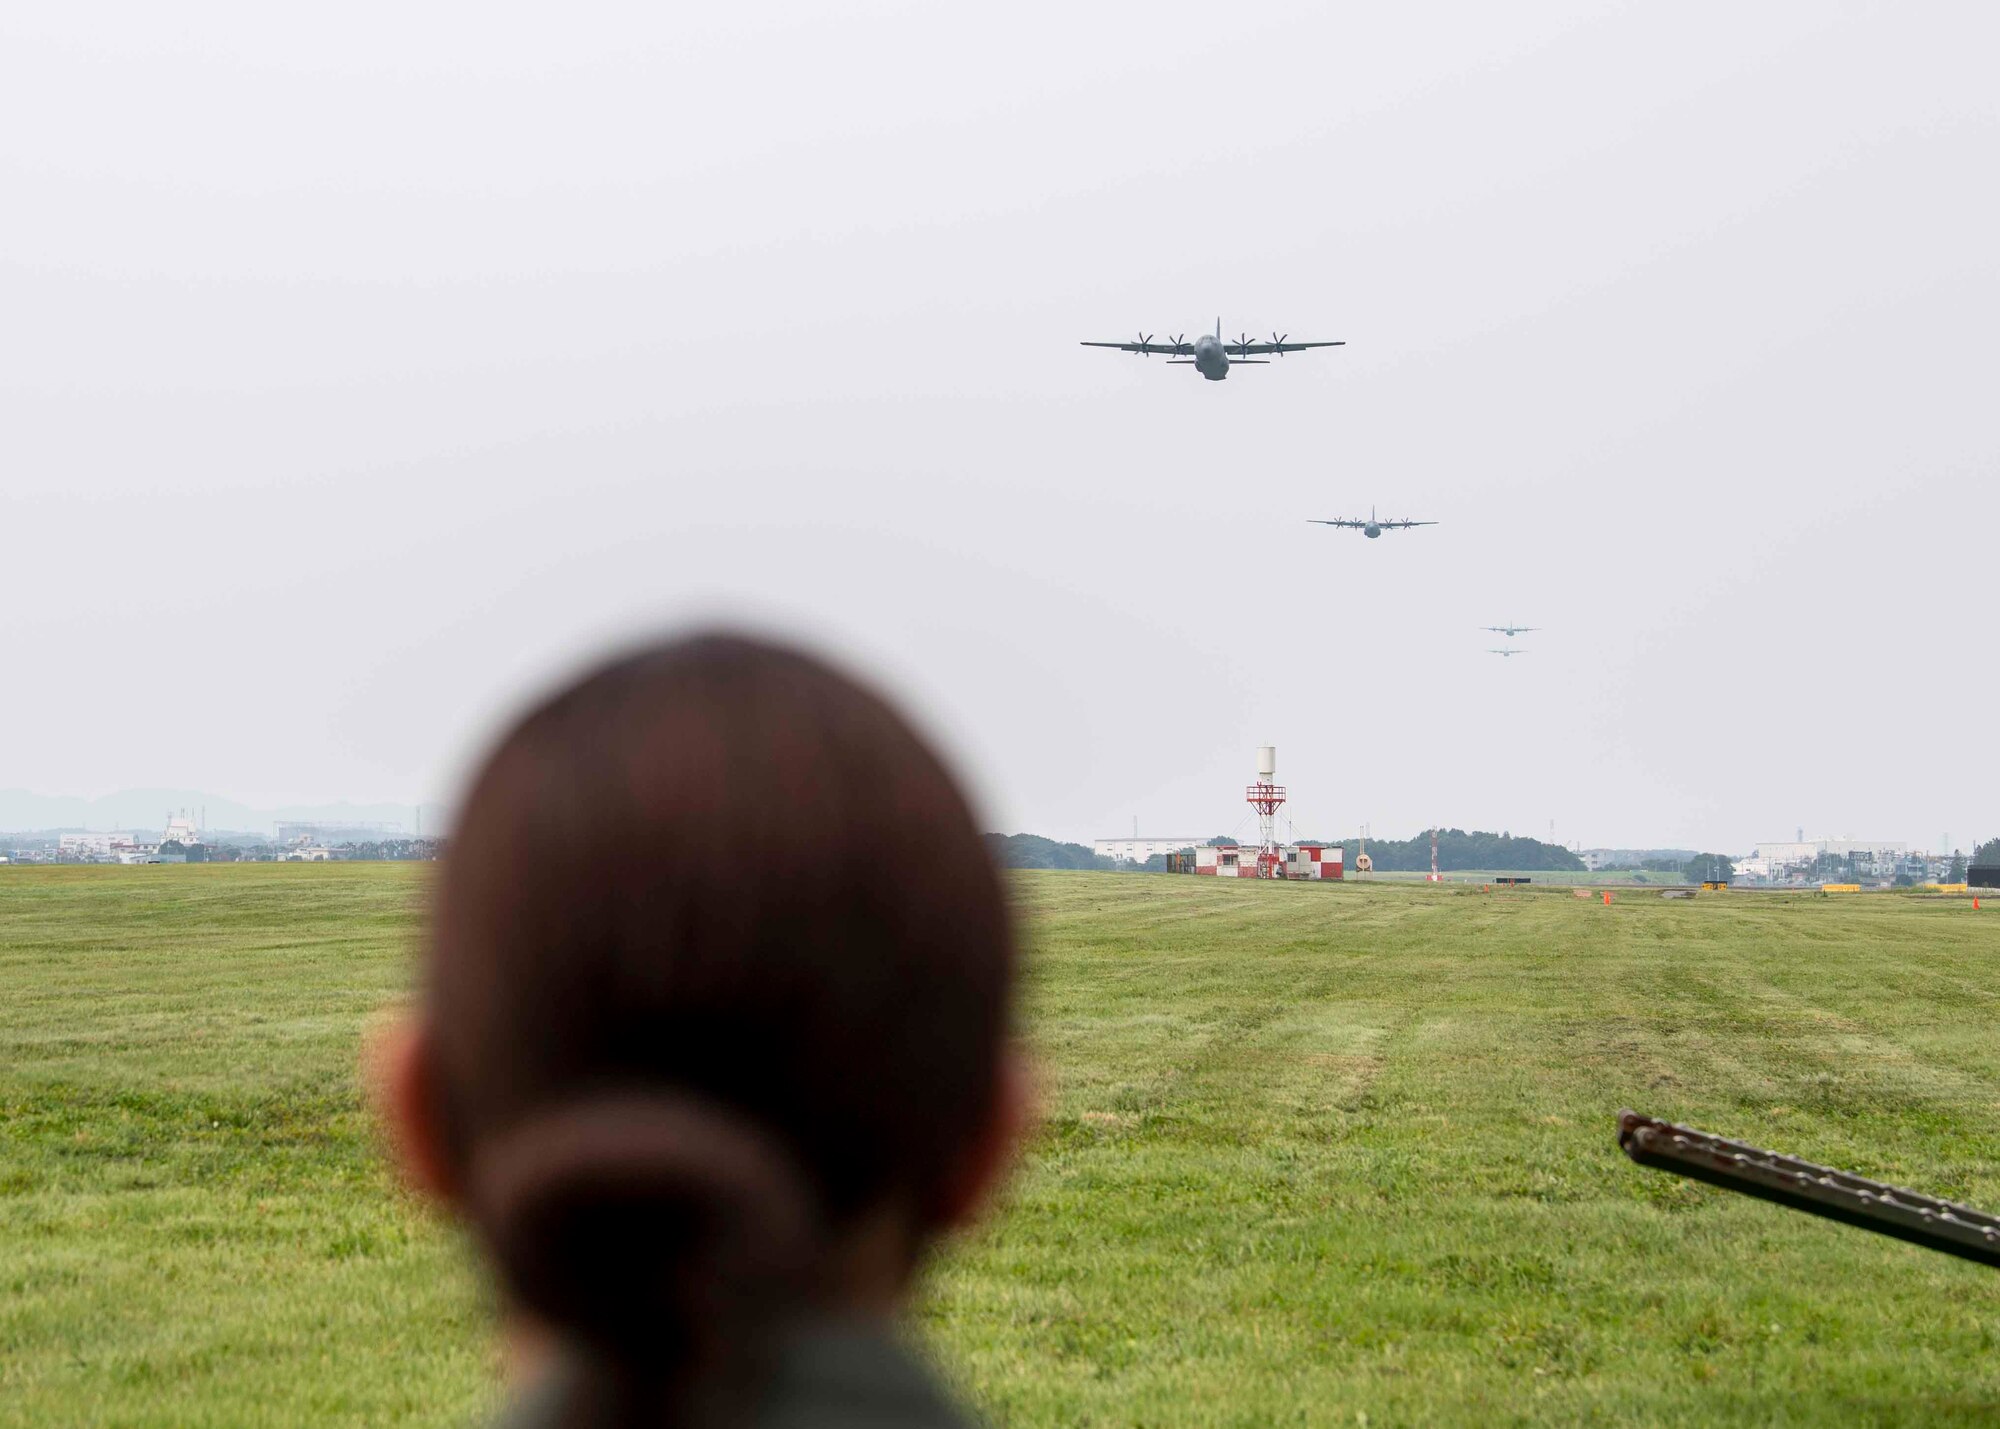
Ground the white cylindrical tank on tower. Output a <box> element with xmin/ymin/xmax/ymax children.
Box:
<box><xmin>1256</xmin><ymin>744</ymin><xmax>1277</xmax><ymax>779</ymax></box>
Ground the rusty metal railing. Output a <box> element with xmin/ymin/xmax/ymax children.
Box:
<box><xmin>1618</xmin><ymin>1109</ymin><xmax>2000</xmax><ymax>1268</ymax></box>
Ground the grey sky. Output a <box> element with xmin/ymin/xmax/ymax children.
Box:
<box><xmin>3</xmin><ymin>3</ymin><xmax>1994</xmax><ymax>851</ymax></box>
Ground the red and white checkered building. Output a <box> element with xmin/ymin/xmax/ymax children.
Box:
<box><xmin>1284</xmin><ymin>843</ymin><xmax>1344</xmax><ymax>880</ymax></box>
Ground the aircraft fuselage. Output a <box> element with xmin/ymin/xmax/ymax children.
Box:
<box><xmin>1192</xmin><ymin>334</ymin><xmax>1229</xmax><ymax>381</ymax></box>
<box><xmin>1364</xmin><ymin>524</ymin><xmax>1382</xmax><ymax>538</ymax></box>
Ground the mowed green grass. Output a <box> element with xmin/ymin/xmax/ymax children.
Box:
<box><xmin>5</xmin><ymin>867</ymin><xmax>2000</xmax><ymax>1425</ymax></box>
<box><xmin>0</xmin><ymin>865</ymin><xmax>495</xmax><ymax>1427</ymax></box>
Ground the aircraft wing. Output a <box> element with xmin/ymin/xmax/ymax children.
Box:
<box><xmin>1080</xmin><ymin>340</ymin><xmax>1193</xmax><ymax>356</ymax></box>
<box><xmin>1235</xmin><ymin>339</ymin><xmax>1346</xmax><ymax>355</ymax></box>
<box><xmin>1378</xmin><ymin>519</ymin><xmax>1437</xmax><ymax>529</ymax></box>
<box><xmin>1308</xmin><ymin>519</ymin><xmax>1367</xmax><ymax>528</ymax></box>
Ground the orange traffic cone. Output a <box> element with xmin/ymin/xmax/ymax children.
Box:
<box><xmin>1602</xmin><ymin>890</ymin><xmax>1612</xmax><ymax>905</ymax></box>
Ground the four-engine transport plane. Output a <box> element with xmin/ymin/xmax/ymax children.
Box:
<box><xmin>1081</xmin><ymin>319</ymin><xmax>1343</xmax><ymax>381</ymax></box>
<box><xmin>1488</xmin><ymin>648</ymin><xmax>1529</xmax><ymax>658</ymax></box>
<box><xmin>1308</xmin><ymin>507</ymin><xmax>1437</xmax><ymax>539</ymax></box>
<box><xmin>1483</xmin><ymin>623</ymin><xmax>1540</xmax><ymax>637</ymax></box>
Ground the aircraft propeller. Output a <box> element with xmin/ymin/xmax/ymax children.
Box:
<box><xmin>1136</xmin><ymin>331</ymin><xmax>1154</xmax><ymax>355</ymax></box>
<box><xmin>1270</xmin><ymin>331</ymin><xmax>1287</xmax><ymax>356</ymax></box>
<box><xmin>1171</xmin><ymin>332</ymin><xmax>1187</xmax><ymax>353</ymax></box>
<box><xmin>1235</xmin><ymin>331</ymin><xmax>1254</xmax><ymax>355</ymax></box>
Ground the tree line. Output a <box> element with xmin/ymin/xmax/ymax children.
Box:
<box><xmin>1337</xmin><ymin>829</ymin><xmax>1585</xmax><ymax>873</ymax></box>
<box><xmin>982</xmin><ymin>833</ymin><xmax>2000</xmax><ymax>879</ymax></box>
<box><xmin>984</xmin><ymin>828</ymin><xmax>1595</xmax><ymax>874</ymax></box>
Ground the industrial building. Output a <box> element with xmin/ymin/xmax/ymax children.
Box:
<box><xmin>1580</xmin><ymin>848</ymin><xmax>1696</xmax><ymax>872</ymax></box>
<box><xmin>275</xmin><ymin>820</ymin><xmax>399</xmax><ymax>845</ymax></box>
<box><xmin>1752</xmin><ymin>838</ymin><xmax>1906</xmax><ymax>869</ymax></box>
<box><xmin>1182</xmin><ymin>842</ymin><xmax>1342</xmax><ymax>879</ymax></box>
<box><xmin>1743</xmin><ymin>837</ymin><xmax>1910</xmax><ymax>884</ymax></box>
<box><xmin>1093</xmin><ymin>836</ymin><xmax>1211</xmax><ymax>863</ymax></box>
<box><xmin>50</xmin><ymin>821</ymin><xmax>210</xmax><ymax>864</ymax></box>
<box><xmin>56</xmin><ymin>832</ymin><xmax>141</xmax><ymax>857</ymax></box>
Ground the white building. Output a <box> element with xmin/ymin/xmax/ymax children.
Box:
<box><xmin>57</xmin><ymin>832</ymin><xmax>140</xmax><ymax>856</ymax></box>
<box><xmin>1822</xmin><ymin>840</ymin><xmax>1906</xmax><ymax>869</ymax></box>
<box><xmin>1751</xmin><ymin>842</ymin><xmax>1818</xmax><ymax>869</ymax></box>
<box><xmin>1093</xmin><ymin>836</ymin><xmax>1206</xmax><ymax>863</ymax></box>
<box><xmin>1581</xmin><ymin>848</ymin><xmax>1697</xmax><ymax>871</ymax></box>
<box><xmin>1751</xmin><ymin>838</ymin><xmax>1908</xmax><ymax>877</ymax></box>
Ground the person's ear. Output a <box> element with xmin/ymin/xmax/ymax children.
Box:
<box><xmin>937</xmin><ymin>1045</ymin><xmax>1036</xmax><ymax>1231</ymax></box>
<box><xmin>365</xmin><ymin>1011</ymin><xmax>461</xmax><ymax>1207</ymax></box>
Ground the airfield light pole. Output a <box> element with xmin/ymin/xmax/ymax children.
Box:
<box><xmin>1247</xmin><ymin>745</ymin><xmax>1286</xmax><ymax>880</ymax></box>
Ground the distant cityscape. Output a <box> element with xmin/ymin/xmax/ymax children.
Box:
<box><xmin>1069</xmin><ymin>831</ymin><xmax>1992</xmax><ymax>888</ymax></box>
<box><xmin>0</xmin><ymin>813</ymin><xmax>440</xmax><ymax>865</ymax></box>
<box><xmin>1580</xmin><ymin>837</ymin><xmax>1987</xmax><ymax>888</ymax></box>
<box><xmin>5</xmin><ymin>815</ymin><xmax>1989</xmax><ymax>890</ymax></box>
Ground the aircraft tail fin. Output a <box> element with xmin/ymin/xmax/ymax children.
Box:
<box><xmin>1215</xmin><ymin>316</ymin><xmax>1221</xmax><ymax>339</ymax></box>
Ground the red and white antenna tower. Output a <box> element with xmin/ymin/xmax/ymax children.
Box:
<box><xmin>1246</xmin><ymin>744</ymin><xmax>1286</xmax><ymax>879</ymax></box>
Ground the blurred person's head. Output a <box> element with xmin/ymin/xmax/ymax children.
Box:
<box><xmin>379</xmin><ymin>631</ymin><xmax>1022</xmax><ymax>1425</ymax></box>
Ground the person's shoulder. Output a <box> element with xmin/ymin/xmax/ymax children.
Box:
<box><xmin>756</xmin><ymin>1319</ymin><xmax>981</xmax><ymax>1429</ymax></box>
<box><xmin>483</xmin><ymin>1321</ymin><xmax>979</xmax><ymax>1429</ymax></box>
<box><xmin>483</xmin><ymin>1360</ymin><xmax>572</xmax><ymax>1429</ymax></box>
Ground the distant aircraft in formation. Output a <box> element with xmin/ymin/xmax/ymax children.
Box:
<box><xmin>1080</xmin><ymin>322</ymin><xmax>1530</xmax><ymax>660</ymax></box>
<box><xmin>1081</xmin><ymin>319</ymin><xmax>1343</xmax><ymax>381</ymax></box>
<box><xmin>1308</xmin><ymin>507</ymin><xmax>1437</xmax><ymax>539</ymax></box>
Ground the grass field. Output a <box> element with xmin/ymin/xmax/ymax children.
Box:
<box><xmin>5</xmin><ymin>866</ymin><xmax>2000</xmax><ymax>1425</ymax></box>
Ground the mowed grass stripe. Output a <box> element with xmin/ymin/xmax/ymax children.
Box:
<box><xmin>933</xmin><ymin>875</ymin><xmax>2000</xmax><ymax>1426</ymax></box>
<box><xmin>7</xmin><ymin>866</ymin><xmax>2000</xmax><ymax>1424</ymax></box>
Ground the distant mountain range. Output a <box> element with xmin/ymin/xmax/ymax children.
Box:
<box><xmin>0</xmin><ymin>788</ymin><xmax>442</xmax><ymax>838</ymax></box>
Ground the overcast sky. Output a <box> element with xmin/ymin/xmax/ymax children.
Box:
<box><xmin>3</xmin><ymin>2</ymin><xmax>1994</xmax><ymax>851</ymax></box>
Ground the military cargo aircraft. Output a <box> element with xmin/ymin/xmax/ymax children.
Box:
<box><xmin>1081</xmin><ymin>319</ymin><xmax>1343</xmax><ymax>381</ymax></box>
<box><xmin>1308</xmin><ymin>507</ymin><xmax>1437</xmax><ymax>539</ymax></box>
<box><xmin>1483</xmin><ymin>624</ymin><xmax>1540</xmax><ymax>637</ymax></box>
<box><xmin>1488</xmin><ymin>648</ymin><xmax>1529</xmax><ymax>658</ymax></box>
